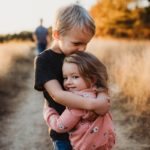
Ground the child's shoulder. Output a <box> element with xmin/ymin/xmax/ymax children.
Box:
<box><xmin>40</xmin><ymin>49</ymin><xmax>64</xmax><ymax>57</ymax></box>
<box><xmin>38</xmin><ymin>49</ymin><xmax>52</xmax><ymax>56</ymax></box>
<box><xmin>35</xmin><ymin>49</ymin><xmax>53</xmax><ymax>63</ymax></box>
<box><xmin>37</xmin><ymin>49</ymin><xmax>60</xmax><ymax>59</ymax></box>
<box><xmin>35</xmin><ymin>49</ymin><xmax>65</xmax><ymax>65</ymax></box>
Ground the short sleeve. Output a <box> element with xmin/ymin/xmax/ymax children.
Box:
<box><xmin>34</xmin><ymin>53</ymin><xmax>57</xmax><ymax>91</ymax></box>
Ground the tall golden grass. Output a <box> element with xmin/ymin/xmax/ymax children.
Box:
<box><xmin>1</xmin><ymin>39</ymin><xmax>149</xmax><ymax>116</ymax></box>
<box><xmin>0</xmin><ymin>41</ymin><xmax>34</xmax><ymax>78</ymax></box>
<box><xmin>87</xmin><ymin>38</ymin><xmax>150</xmax><ymax>115</ymax></box>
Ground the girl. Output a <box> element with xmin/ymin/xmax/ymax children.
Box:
<box><xmin>43</xmin><ymin>52</ymin><xmax>116</xmax><ymax>150</ymax></box>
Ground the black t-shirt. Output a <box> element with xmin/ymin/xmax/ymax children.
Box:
<box><xmin>34</xmin><ymin>49</ymin><xmax>69</xmax><ymax>141</ymax></box>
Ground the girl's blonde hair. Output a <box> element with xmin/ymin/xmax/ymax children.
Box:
<box><xmin>53</xmin><ymin>4</ymin><xmax>95</xmax><ymax>36</ymax></box>
<box><xmin>63</xmin><ymin>51</ymin><xmax>108</xmax><ymax>92</ymax></box>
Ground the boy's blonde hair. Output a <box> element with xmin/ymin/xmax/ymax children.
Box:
<box><xmin>53</xmin><ymin>4</ymin><xmax>95</xmax><ymax>36</ymax></box>
<box><xmin>63</xmin><ymin>51</ymin><xmax>108</xmax><ymax>92</ymax></box>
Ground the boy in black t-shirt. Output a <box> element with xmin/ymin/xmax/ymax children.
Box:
<box><xmin>34</xmin><ymin>4</ymin><xmax>110</xmax><ymax>150</ymax></box>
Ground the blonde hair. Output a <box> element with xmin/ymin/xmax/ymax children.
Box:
<box><xmin>63</xmin><ymin>51</ymin><xmax>108</xmax><ymax>92</ymax></box>
<box><xmin>53</xmin><ymin>4</ymin><xmax>95</xmax><ymax>36</ymax></box>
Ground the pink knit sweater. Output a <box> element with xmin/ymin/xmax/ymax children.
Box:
<box><xmin>43</xmin><ymin>90</ymin><xmax>115</xmax><ymax>150</ymax></box>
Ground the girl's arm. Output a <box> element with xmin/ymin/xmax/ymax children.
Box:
<box><xmin>44</xmin><ymin>80</ymin><xmax>110</xmax><ymax>115</ymax></box>
<box><xmin>43</xmin><ymin>101</ymin><xmax>82</xmax><ymax>133</ymax></box>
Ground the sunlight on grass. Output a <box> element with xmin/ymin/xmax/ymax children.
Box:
<box><xmin>0</xmin><ymin>41</ymin><xmax>34</xmax><ymax>77</ymax></box>
<box><xmin>87</xmin><ymin>38</ymin><xmax>150</xmax><ymax>115</ymax></box>
<box><xmin>1</xmin><ymin>39</ymin><xmax>149</xmax><ymax>116</ymax></box>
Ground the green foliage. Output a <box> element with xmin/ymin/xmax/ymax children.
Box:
<box><xmin>0</xmin><ymin>31</ymin><xmax>33</xmax><ymax>43</ymax></box>
<box><xmin>0</xmin><ymin>26</ymin><xmax>52</xmax><ymax>43</ymax></box>
<box><xmin>90</xmin><ymin>0</ymin><xmax>150</xmax><ymax>39</ymax></box>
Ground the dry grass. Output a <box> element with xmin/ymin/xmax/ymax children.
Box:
<box><xmin>0</xmin><ymin>39</ymin><xmax>150</xmax><ymax>148</ymax></box>
<box><xmin>0</xmin><ymin>41</ymin><xmax>34</xmax><ymax>78</ymax></box>
<box><xmin>87</xmin><ymin>38</ymin><xmax>150</xmax><ymax>115</ymax></box>
<box><xmin>87</xmin><ymin>38</ymin><xmax>150</xmax><ymax>146</ymax></box>
<box><xmin>0</xmin><ymin>41</ymin><xmax>35</xmax><ymax>117</ymax></box>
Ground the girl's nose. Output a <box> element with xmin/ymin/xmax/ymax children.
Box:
<box><xmin>66</xmin><ymin>78</ymin><xmax>72</xmax><ymax>84</ymax></box>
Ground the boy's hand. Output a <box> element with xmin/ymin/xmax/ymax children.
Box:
<box><xmin>94</xmin><ymin>92</ymin><xmax>111</xmax><ymax>115</ymax></box>
<box><xmin>44</xmin><ymin>99</ymin><xmax>49</xmax><ymax>108</ymax></box>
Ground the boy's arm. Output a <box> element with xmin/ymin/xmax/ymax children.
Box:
<box><xmin>44</xmin><ymin>80</ymin><xmax>110</xmax><ymax>115</ymax></box>
<box><xmin>94</xmin><ymin>92</ymin><xmax>111</xmax><ymax>115</ymax></box>
<box><xmin>43</xmin><ymin>101</ymin><xmax>82</xmax><ymax>133</ymax></box>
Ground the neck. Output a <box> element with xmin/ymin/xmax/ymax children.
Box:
<box><xmin>50</xmin><ymin>41</ymin><xmax>62</xmax><ymax>54</ymax></box>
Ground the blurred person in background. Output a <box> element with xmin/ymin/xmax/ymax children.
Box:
<box><xmin>33</xmin><ymin>18</ymin><xmax>49</xmax><ymax>54</ymax></box>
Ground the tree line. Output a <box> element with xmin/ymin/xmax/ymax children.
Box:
<box><xmin>90</xmin><ymin>0</ymin><xmax>150</xmax><ymax>39</ymax></box>
<box><xmin>0</xmin><ymin>31</ymin><xmax>33</xmax><ymax>43</ymax></box>
<box><xmin>0</xmin><ymin>27</ymin><xmax>52</xmax><ymax>43</ymax></box>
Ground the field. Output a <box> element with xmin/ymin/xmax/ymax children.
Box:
<box><xmin>87</xmin><ymin>38</ymin><xmax>150</xmax><ymax>149</ymax></box>
<box><xmin>88</xmin><ymin>38</ymin><xmax>150</xmax><ymax>115</ymax></box>
<box><xmin>0</xmin><ymin>41</ymin><xmax>34</xmax><ymax>115</ymax></box>
<box><xmin>0</xmin><ymin>39</ymin><xmax>150</xmax><ymax>150</ymax></box>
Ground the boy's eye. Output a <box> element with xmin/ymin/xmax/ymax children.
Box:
<box><xmin>73</xmin><ymin>42</ymin><xmax>82</xmax><ymax>46</ymax></box>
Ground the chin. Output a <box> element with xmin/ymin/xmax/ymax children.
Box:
<box><xmin>68</xmin><ymin>88</ymin><xmax>78</xmax><ymax>92</ymax></box>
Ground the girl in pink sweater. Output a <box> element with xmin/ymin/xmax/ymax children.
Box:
<box><xmin>43</xmin><ymin>52</ymin><xmax>116</xmax><ymax>150</ymax></box>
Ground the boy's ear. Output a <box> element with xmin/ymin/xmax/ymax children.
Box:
<box><xmin>52</xmin><ymin>30</ymin><xmax>60</xmax><ymax>40</ymax></box>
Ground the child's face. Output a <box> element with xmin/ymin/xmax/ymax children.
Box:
<box><xmin>62</xmin><ymin>62</ymin><xmax>90</xmax><ymax>92</ymax></box>
<box><xmin>57</xmin><ymin>28</ymin><xmax>93</xmax><ymax>55</ymax></box>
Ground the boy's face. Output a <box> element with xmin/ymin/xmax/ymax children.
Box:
<box><xmin>57</xmin><ymin>28</ymin><xmax>93</xmax><ymax>55</ymax></box>
<box><xmin>63</xmin><ymin>62</ymin><xmax>90</xmax><ymax>92</ymax></box>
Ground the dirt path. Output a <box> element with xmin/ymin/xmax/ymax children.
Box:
<box><xmin>1</xmin><ymin>69</ymin><xmax>143</xmax><ymax>150</ymax></box>
<box><xmin>112</xmin><ymin>104</ymin><xmax>150</xmax><ymax>150</ymax></box>
<box><xmin>0</xmin><ymin>68</ymin><xmax>141</xmax><ymax>150</ymax></box>
<box><xmin>0</xmin><ymin>64</ymin><xmax>53</xmax><ymax>150</ymax></box>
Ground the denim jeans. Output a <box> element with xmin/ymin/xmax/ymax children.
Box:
<box><xmin>37</xmin><ymin>43</ymin><xmax>47</xmax><ymax>53</ymax></box>
<box><xmin>53</xmin><ymin>140</ymin><xmax>72</xmax><ymax>150</ymax></box>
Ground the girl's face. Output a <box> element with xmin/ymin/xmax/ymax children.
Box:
<box><xmin>62</xmin><ymin>62</ymin><xmax>90</xmax><ymax>92</ymax></box>
<box><xmin>53</xmin><ymin>27</ymin><xmax>93</xmax><ymax>55</ymax></box>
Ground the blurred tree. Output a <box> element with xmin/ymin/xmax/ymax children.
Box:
<box><xmin>90</xmin><ymin>0</ymin><xmax>150</xmax><ymax>39</ymax></box>
<box><xmin>0</xmin><ymin>31</ymin><xmax>33</xmax><ymax>43</ymax></box>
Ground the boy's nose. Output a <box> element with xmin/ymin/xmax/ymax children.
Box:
<box><xmin>78</xmin><ymin>45</ymin><xmax>86</xmax><ymax>51</ymax></box>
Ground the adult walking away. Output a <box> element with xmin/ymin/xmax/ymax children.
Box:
<box><xmin>33</xmin><ymin>18</ymin><xmax>49</xmax><ymax>53</ymax></box>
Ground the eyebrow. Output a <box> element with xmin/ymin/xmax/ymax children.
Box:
<box><xmin>63</xmin><ymin>73</ymin><xmax>79</xmax><ymax>77</ymax></box>
<box><xmin>71</xmin><ymin>41</ymin><xmax>86</xmax><ymax>44</ymax></box>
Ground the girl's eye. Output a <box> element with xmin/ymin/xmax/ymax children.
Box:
<box><xmin>72</xmin><ymin>76</ymin><xmax>79</xmax><ymax>79</ymax></box>
<box><xmin>63</xmin><ymin>77</ymin><xmax>67</xmax><ymax>80</ymax></box>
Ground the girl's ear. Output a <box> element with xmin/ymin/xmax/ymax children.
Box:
<box><xmin>52</xmin><ymin>30</ymin><xmax>60</xmax><ymax>40</ymax></box>
<box><xmin>91</xmin><ymin>78</ymin><xmax>97</xmax><ymax>87</ymax></box>
<box><xmin>91</xmin><ymin>77</ymin><xmax>97</xmax><ymax>85</ymax></box>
